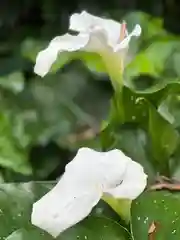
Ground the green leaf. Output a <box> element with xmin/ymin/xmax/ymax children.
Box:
<box><xmin>148</xmin><ymin>105</ymin><xmax>179</xmax><ymax>165</ymax></box>
<box><xmin>131</xmin><ymin>191</ymin><xmax>180</xmax><ymax>240</ymax></box>
<box><xmin>5</xmin><ymin>217</ymin><xmax>130</xmax><ymax>240</ymax></box>
<box><xmin>21</xmin><ymin>39</ymin><xmax>47</xmax><ymax>62</ymax></box>
<box><xmin>102</xmin><ymin>87</ymin><xmax>179</xmax><ymax>175</ymax></box>
<box><xmin>112</xmin><ymin>127</ymin><xmax>156</xmax><ymax>180</ymax></box>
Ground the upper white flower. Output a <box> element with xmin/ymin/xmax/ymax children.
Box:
<box><xmin>34</xmin><ymin>11</ymin><xmax>141</xmax><ymax>77</ymax></box>
<box><xmin>31</xmin><ymin>147</ymin><xmax>147</xmax><ymax>238</ymax></box>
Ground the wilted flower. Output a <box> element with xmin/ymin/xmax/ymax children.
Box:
<box><xmin>31</xmin><ymin>147</ymin><xmax>147</xmax><ymax>238</ymax></box>
<box><xmin>34</xmin><ymin>11</ymin><xmax>141</xmax><ymax>84</ymax></box>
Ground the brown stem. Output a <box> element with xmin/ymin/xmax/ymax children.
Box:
<box><xmin>149</xmin><ymin>175</ymin><xmax>180</xmax><ymax>191</ymax></box>
<box><xmin>150</xmin><ymin>183</ymin><xmax>180</xmax><ymax>191</ymax></box>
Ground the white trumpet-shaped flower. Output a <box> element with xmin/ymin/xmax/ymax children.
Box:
<box><xmin>34</xmin><ymin>11</ymin><xmax>141</xmax><ymax>79</ymax></box>
<box><xmin>31</xmin><ymin>147</ymin><xmax>147</xmax><ymax>238</ymax></box>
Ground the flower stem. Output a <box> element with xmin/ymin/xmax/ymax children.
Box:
<box><xmin>101</xmin><ymin>53</ymin><xmax>124</xmax><ymax>93</ymax></box>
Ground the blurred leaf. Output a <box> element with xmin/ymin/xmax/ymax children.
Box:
<box><xmin>124</xmin><ymin>12</ymin><xmax>166</xmax><ymax>41</ymax></box>
<box><xmin>125</xmin><ymin>39</ymin><xmax>180</xmax><ymax>93</ymax></box>
<box><xmin>0</xmin><ymin>65</ymin><xmax>109</xmax><ymax>172</ymax></box>
<box><xmin>173</xmin><ymin>52</ymin><xmax>180</xmax><ymax>77</ymax></box>
<box><xmin>169</xmin><ymin>144</ymin><xmax>180</xmax><ymax>180</ymax></box>
<box><xmin>158</xmin><ymin>96</ymin><xmax>175</xmax><ymax>125</ymax></box>
<box><xmin>11</xmin><ymin>115</ymin><xmax>31</xmax><ymax>149</ymax></box>
<box><xmin>28</xmin><ymin>72</ymin><xmax>91</xmax><ymax>144</ymax></box>
<box><xmin>158</xmin><ymin>94</ymin><xmax>180</xmax><ymax>127</ymax></box>
<box><xmin>122</xmin><ymin>12</ymin><xmax>166</xmax><ymax>65</ymax></box>
<box><xmin>0</xmin><ymin>172</ymin><xmax>4</xmax><ymax>183</ymax></box>
<box><xmin>0</xmin><ymin>72</ymin><xmax>24</xmax><ymax>93</ymax></box>
<box><xmin>0</xmin><ymin>56</ymin><xmax>25</xmax><ymax>76</ymax></box>
<box><xmin>25</xmin><ymin>70</ymin><xmax>109</xmax><ymax>147</ymax></box>
<box><xmin>30</xmin><ymin>143</ymin><xmax>65</xmax><ymax>180</ymax></box>
<box><xmin>21</xmin><ymin>39</ymin><xmax>47</xmax><ymax>62</ymax></box>
<box><xmin>131</xmin><ymin>191</ymin><xmax>180</xmax><ymax>239</ymax></box>
<box><xmin>0</xmin><ymin>111</ymin><xmax>31</xmax><ymax>175</ymax></box>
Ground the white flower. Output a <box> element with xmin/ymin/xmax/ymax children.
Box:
<box><xmin>34</xmin><ymin>11</ymin><xmax>141</xmax><ymax>77</ymax></box>
<box><xmin>31</xmin><ymin>147</ymin><xmax>147</xmax><ymax>238</ymax></box>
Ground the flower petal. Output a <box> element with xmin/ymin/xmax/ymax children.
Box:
<box><xmin>80</xmin><ymin>28</ymin><xmax>109</xmax><ymax>53</ymax></box>
<box><xmin>66</xmin><ymin>148</ymin><xmax>129</xmax><ymax>190</ymax></box>
<box><xmin>34</xmin><ymin>33</ymin><xmax>89</xmax><ymax>77</ymax></box>
<box><xmin>114</xmin><ymin>24</ymin><xmax>141</xmax><ymax>52</ymax></box>
<box><xmin>70</xmin><ymin>11</ymin><xmax>121</xmax><ymax>48</ymax></box>
<box><xmin>105</xmin><ymin>160</ymin><xmax>147</xmax><ymax>199</ymax></box>
<box><xmin>31</xmin><ymin>175</ymin><xmax>102</xmax><ymax>237</ymax></box>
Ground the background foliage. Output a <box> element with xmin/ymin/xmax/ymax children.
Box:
<box><xmin>1</xmin><ymin>0</ymin><xmax>180</xmax><ymax>239</ymax></box>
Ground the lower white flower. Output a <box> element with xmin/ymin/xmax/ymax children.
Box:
<box><xmin>34</xmin><ymin>11</ymin><xmax>141</xmax><ymax>84</ymax></box>
<box><xmin>31</xmin><ymin>147</ymin><xmax>147</xmax><ymax>238</ymax></box>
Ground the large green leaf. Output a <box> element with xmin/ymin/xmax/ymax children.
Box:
<box><xmin>131</xmin><ymin>191</ymin><xmax>180</xmax><ymax>240</ymax></box>
<box><xmin>101</xmin><ymin>87</ymin><xmax>179</xmax><ymax>175</ymax></box>
<box><xmin>5</xmin><ymin>217</ymin><xmax>130</xmax><ymax>240</ymax></box>
<box><xmin>0</xmin><ymin>182</ymin><xmax>130</xmax><ymax>240</ymax></box>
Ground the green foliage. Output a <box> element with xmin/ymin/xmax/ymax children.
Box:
<box><xmin>1</xmin><ymin>5</ymin><xmax>180</xmax><ymax>239</ymax></box>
